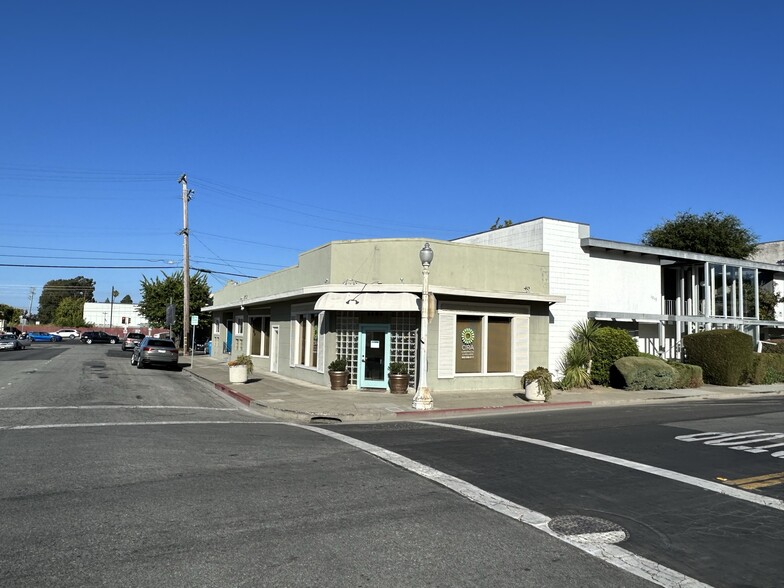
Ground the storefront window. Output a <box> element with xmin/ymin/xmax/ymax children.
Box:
<box><xmin>455</xmin><ymin>314</ymin><xmax>512</xmax><ymax>374</ymax></box>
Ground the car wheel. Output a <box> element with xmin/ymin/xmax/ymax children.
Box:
<box><xmin>85</xmin><ymin>339</ymin><xmax>92</xmax><ymax>344</ymax></box>
<box><xmin>130</xmin><ymin>355</ymin><xmax>137</xmax><ymax>366</ymax></box>
<box><xmin>136</xmin><ymin>358</ymin><xmax>144</xmax><ymax>369</ymax></box>
<box><xmin>110</xmin><ymin>338</ymin><xmax>117</xmax><ymax>344</ymax></box>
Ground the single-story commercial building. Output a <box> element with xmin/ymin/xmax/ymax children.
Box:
<box><xmin>204</xmin><ymin>238</ymin><xmax>564</xmax><ymax>393</ymax></box>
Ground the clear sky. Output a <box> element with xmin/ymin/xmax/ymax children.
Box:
<box><xmin>1</xmin><ymin>1</ymin><xmax>782</xmax><ymax>312</ymax></box>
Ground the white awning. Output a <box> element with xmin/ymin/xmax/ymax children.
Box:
<box><xmin>315</xmin><ymin>292</ymin><xmax>421</xmax><ymax>312</ymax></box>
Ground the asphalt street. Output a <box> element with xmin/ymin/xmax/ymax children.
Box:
<box><xmin>1</xmin><ymin>342</ymin><xmax>782</xmax><ymax>587</ymax></box>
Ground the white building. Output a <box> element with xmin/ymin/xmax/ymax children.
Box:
<box><xmin>455</xmin><ymin>218</ymin><xmax>784</xmax><ymax>375</ymax></box>
<box><xmin>83</xmin><ymin>302</ymin><xmax>147</xmax><ymax>329</ymax></box>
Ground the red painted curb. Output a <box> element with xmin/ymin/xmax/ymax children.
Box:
<box><xmin>395</xmin><ymin>400</ymin><xmax>592</xmax><ymax>417</ymax></box>
<box><xmin>214</xmin><ymin>383</ymin><xmax>253</xmax><ymax>406</ymax></box>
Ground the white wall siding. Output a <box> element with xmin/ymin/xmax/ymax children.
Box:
<box><xmin>589</xmin><ymin>255</ymin><xmax>661</xmax><ymax>314</ymax></box>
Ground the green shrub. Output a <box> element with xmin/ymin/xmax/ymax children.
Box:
<box><xmin>761</xmin><ymin>340</ymin><xmax>784</xmax><ymax>354</ymax></box>
<box><xmin>591</xmin><ymin>327</ymin><xmax>639</xmax><ymax>386</ymax></box>
<box><xmin>522</xmin><ymin>366</ymin><xmax>554</xmax><ymax>400</ymax></box>
<box><xmin>610</xmin><ymin>356</ymin><xmax>677</xmax><ymax>390</ymax></box>
<box><xmin>682</xmin><ymin>329</ymin><xmax>753</xmax><ymax>385</ymax></box>
<box><xmin>668</xmin><ymin>361</ymin><xmax>703</xmax><ymax>388</ymax></box>
<box><xmin>749</xmin><ymin>353</ymin><xmax>784</xmax><ymax>384</ymax></box>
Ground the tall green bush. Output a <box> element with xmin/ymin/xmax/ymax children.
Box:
<box><xmin>682</xmin><ymin>329</ymin><xmax>753</xmax><ymax>385</ymax></box>
<box><xmin>668</xmin><ymin>361</ymin><xmax>704</xmax><ymax>388</ymax></box>
<box><xmin>591</xmin><ymin>327</ymin><xmax>639</xmax><ymax>386</ymax></box>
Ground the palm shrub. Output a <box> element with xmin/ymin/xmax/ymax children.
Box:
<box><xmin>591</xmin><ymin>327</ymin><xmax>639</xmax><ymax>386</ymax></box>
<box><xmin>569</xmin><ymin>319</ymin><xmax>601</xmax><ymax>377</ymax></box>
<box><xmin>558</xmin><ymin>342</ymin><xmax>592</xmax><ymax>390</ymax></box>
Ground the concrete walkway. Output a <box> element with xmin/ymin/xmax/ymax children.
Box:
<box><xmin>183</xmin><ymin>354</ymin><xmax>784</xmax><ymax>423</ymax></box>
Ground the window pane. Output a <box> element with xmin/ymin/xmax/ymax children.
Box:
<box><xmin>487</xmin><ymin>317</ymin><xmax>511</xmax><ymax>373</ymax></box>
<box><xmin>310</xmin><ymin>315</ymin><xmax>318</xmax><ymax>367</ymax></box>
<box><xmin>262</xmin><ymin>317</ymin><xmax>270</xmax><ymax>356</ymax></box>
<box><xmin>250</xmin><ymin>317</ymin><xmax>262</xmax><ymax>355</ymax></box>
<box><xmin>455</xmin><ymin>316</ymin><xmax>482</xmax><ymax>374</ymax></box>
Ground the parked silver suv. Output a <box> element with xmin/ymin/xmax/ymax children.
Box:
<box><xmin>122</xmin><ymin>332</ymin><xmax>146</xmax><ymax>351</ymax></box>
<box><xmin>130</xmin><ymin>337</ymin><xmax>179</xmax><ymax>370</ymax></box>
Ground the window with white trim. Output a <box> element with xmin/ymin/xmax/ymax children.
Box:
<box><xmin>235</xmin><ymin>316</ymin><xmax>244</xmax><ymax>336</ymax></box>
<box><xmin>213</xmin><ymin>317</ymin><xmax>220</xmax><ymax>335</ymax></box>
<box><xmin>249</xmin><ymin>316</ymin><xmax>270</xmax><ymax>357</ymax></box>
<box><xmin>456</xmin><ymin>314</ymin><xmax>512</xmax><ymax>374</ymax></box>
<box><xmin>293</xmin><ymin>313</ymin><xmax>319</xmax><ymax>368</ymax></box>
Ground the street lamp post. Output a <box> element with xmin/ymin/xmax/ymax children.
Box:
<box><xmin>412</xmin><ymin>242</ymin><xmax>434</xmax><ymax>410</ymax></box>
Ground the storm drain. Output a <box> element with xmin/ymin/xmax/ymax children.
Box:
<box><xmin>548</xmin><ymin>515</ymin><xmax>628</xmax><ymax>544</ymax></box>
<box><xmin>310</xmin><ymin>416</ymin><xmax>343</xmax><ymax>424</ymax></box>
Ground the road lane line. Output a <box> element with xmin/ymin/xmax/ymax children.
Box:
<box><xmin>0</xmin><ymin>405</ymin><xmax>238</xmax><ymax>411</ymax></box>
<box><xmin>0</xmin><ymin>420</ymin><xmax>275</xmax><ymax>430</ymax></box>
<box><xmin>420</xmin><ymin>421</ymin><xmax>784</xmax><ymax>512</ymax></box>
<box><xmin>291</xmin><ymin>423</ymin><xmax>712</xmax><ymax>588</ymax></box>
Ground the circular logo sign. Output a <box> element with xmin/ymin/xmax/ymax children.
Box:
<box><xmin>461</xmin><ymin>327</ymin><xmax>475</xmax><ymax>345</ymax></box>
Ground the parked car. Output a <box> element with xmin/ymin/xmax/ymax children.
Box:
<box><xmin>80</xmin><ymin>331</ymin><xmax>119</xmax><ymax>344</ymax></box>
<box><xmin>122</xmin><ymin>332</ymin><xmax>146</xmax><ymax>351</ymax></box>
<box><xmin>130</xmin><ymin>337</ymin><xmax>179</xmax><ymax>370</ymax></box>
<box><xmin>0</xmin><ymin>333</ymin><xmax>30</xmax><ymax>350</ymax></box>
<box><xmin>28</xmin><ymin>331</ymin><xmax>63</xmax><ymax>342</ymax></box>
<box><xmin>52</xmin><ymin>328</ymin><xmax>81</xmax><ymax>339</ymax></box>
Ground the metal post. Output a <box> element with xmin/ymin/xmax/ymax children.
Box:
<box><xmin>412</xmin><ymin>243</ymin><xmax>434</xmax><ymax>410</ymax></box>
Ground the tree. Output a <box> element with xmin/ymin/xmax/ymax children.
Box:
<box><xmin>53</xmin><ymin>297</ymin><xmax>90</xmax><ymax>327</ymax></box>
<box><xmin>490</xmin><ymin>217</ymin><xmax>513</xmax><ymax>230</ymax></box>
<box><xmin>120</xmin><ymin>294</ymin><xmax>133</xmax><ymax>304</ymax></box>
<box><xmin>38</xmin><ymin>276</ymin><xmax>95</xmax><ymax>323</ymax></box>
<box><xmin>641</xmin><ymin>211</ymin><xmax>758</xmax><ymax>259</ymax></box>
<box><xmin>137</xmin><ymin>271</ymin><xmax>211</xmax><ymax>341</ymax></box>
<box><xmin>0</xmin><ymin>303</ymin><xmax>22</xmax><ymax>325</ymax></box>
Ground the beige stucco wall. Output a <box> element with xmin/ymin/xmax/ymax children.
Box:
<box><xmin>211</xmin><ymin>239</ymin><xmax>552</xmax><ymax>309</ymax></box>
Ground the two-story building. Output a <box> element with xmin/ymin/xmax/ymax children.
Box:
<box><xmin>456</xmin><ymin>218</ymin><xmax>784</xmax><ymax>373</ymax></box>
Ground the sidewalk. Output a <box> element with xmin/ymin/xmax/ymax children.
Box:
<box><xmin>184</xmin><ymin>354</ymin><xmax>784</xmax><ymax>423</ymax></box>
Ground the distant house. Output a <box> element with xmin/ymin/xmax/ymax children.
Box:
<box><xmin>751</xmin><ymin>241</ymin><xmax>784</xmax><ymax>266</ymax></box>
<box><xmin>83</xmin><ymin>302</ymin><xmax>148</xmax><ymax>329</ymax></box>
<box><xmin>455</xmin><ymin>218</ymin><xmax>784</xmax><ymax>373</ymax></box>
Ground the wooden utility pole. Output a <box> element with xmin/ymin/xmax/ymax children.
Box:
<box><xmin>178</xmin><ymin>174</ymin><xmax>193</xmax><ymax>352</ymax></box>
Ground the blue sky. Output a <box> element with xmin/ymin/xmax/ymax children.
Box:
<box><xmin>1</xmin><ymin>1</ymin><xmax>782</xmax><ymax>312</ymax></box>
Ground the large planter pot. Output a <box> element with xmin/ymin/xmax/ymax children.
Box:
<box><xmin>329</xmin><ymin>370</ymin><xmax>348</xmax><ymax>390</ymax></box>
<box><xmin>524</xmin><ymin>380</ymin><xmax>546</xmax><ymax>402</ymax></box>
<box><xmin>229</xmin><ymin>365</ymin><xmax>248</xmax><ymax>384</ymax></box>
<box><xmin>388</xmin><ymin>374</ymin><xmax>409</xmax><ymax>394</ymax></box>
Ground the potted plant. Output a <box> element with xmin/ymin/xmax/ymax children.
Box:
<box><xmin>328</xmin><ymin>357</ymin><xmax>348</xmax><ymax>390</ymax></box>
<box><xmin>388</xmin><ymin>361</ymin><xmax>410</xmax><ymax>394</ymax></box>
<box><xmin>522</xmin><ymin>366</ymin><xmax>553</xmax><ymax>402</ymax></box>
<box><xmin>228</xmin><ymin>354</ymin><xmax>254</xmax><ymax>384</ymax></box>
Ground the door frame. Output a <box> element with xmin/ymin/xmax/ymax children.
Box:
<box><xmin>358</xmin><ymin>323</ymin><xmax>390</xmax><ymax>389</ymax></box>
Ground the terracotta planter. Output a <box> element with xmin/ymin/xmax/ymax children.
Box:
<box><xmin>329</xmin><ymin>370</ymin><xmax>348</xmax><ymax>390</ymax></box>
<box><xmin>229</xmin><ymin>365</ymin><xmax>248</xmax><ymax>384</ymax></box>
<box><xmin>388</xmin><ymin>374</ymin><xmax>409</xmax><ymax>394</ymax></box>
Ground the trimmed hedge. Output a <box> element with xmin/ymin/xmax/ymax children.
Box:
<box><xmin>682</xmin><ymin>329</ymin><xmax>753</xmax><ymax>386</ymax></box>
<box><xmin>610</xmin><ymin>356</ymin><xmax>677</xmax><ymax>390</ymax></box>
<box><xmin>761</xmin><ymin>339</ymin><xmax>784</xmax><ymax>354</ymax></box>
<box><xmin>668</xmin><ymin>361</ymin><xmax>704</xmax><ymax>388</ymax></box>
<box><xmin>591</xmin><ymin>327</ymin><xmax>639</xmax><ymax>386</ymax></box>
<box><xmin>750</xmin><ymin>353</ymin><xmax>784</xmax><ymax>384</ymax></box>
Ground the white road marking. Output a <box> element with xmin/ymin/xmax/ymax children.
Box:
<box><xmin>290</xmin><ymin>423</ymin><xmax>713</xmax><ymax>588</ymax></box>
<box><xmin>0</xmin><ymin>405</ymin><xmax>237</xmax><ymax>411</ymax></box>
<box><xmin>0</xmin><ymin>420</ymin><xmax>275</xmax><ymax>430</ymax></box>
<box><xmin>421</xmin><ymin>421</ymin><xmax>784</xmax><ymax>512</ymax></box>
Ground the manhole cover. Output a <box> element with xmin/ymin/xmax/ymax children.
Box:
<box><xmin>548</xmin><ymin>515</ymin><xmax>628</xmax><ymax>544</ymax></box>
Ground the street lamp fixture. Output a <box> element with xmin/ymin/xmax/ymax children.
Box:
<box><xmin>412</xmin><ymin>242</ymin><xmax>434</xmax><ymax>410</ymax></box>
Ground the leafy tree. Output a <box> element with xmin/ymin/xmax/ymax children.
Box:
<box><xmin>745</xmin><ymin>287</ymin><xmax>784</xmax><ymax>321</ymax></box>
<box><xmin>641</xmin><ymin>211</ymin><xmax>758</xmax><ymax>259</ymax></box>
<box><xmin>0</xmin><ymin>304</ymin><xmax>22</xmax><ymax>325</ymax></box>
<box><xmin>490</xmin><ymin>217</ymin><xmax>513</xmax><ymax>230</ymax></box>
<box><xmin>38</xmin><ymin>276</ymin><xmax>95</xmax><ymax>323</ymax></box>
<box><xmin>120</xmin><ymin>294</ymin><xmax>133</xmax><ymax>304</ymax></box>
<box><xmin>137</xmin><ymin>271</ymin><xmax>211</xmax><ymax>340</ymax></box>
<box><xmin>53</xmin><ymin>297</ymin><xmax>90</xmax><ymax>327</ymax></box>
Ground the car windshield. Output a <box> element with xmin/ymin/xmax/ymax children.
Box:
<box><xmin>1</xmin><ymin>334</ymin><xmax>15</xmax><ymax>340</ymax></box>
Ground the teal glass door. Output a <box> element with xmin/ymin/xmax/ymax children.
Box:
<box><xmin>358</xmin><ymin>324</ymin><xmax>390</xmax><ymax>389</ymax></box>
